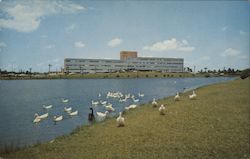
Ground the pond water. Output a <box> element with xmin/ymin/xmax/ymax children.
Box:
<box><xmin>0</xmin><ymin>77</ymin><xmax>235</xmax><ymax>148</ymax></box>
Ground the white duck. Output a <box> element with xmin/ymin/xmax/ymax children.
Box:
<box><xmin>152</xmin><ymin>98</ymin><xmax>158</xmax><ymax>107</ymax></box>
<box><xmin>100</xmin><ymin>100</ymin><xmax>107</xmax><ymax>105</ymax></box>
<box><xmin>105</xmin><ymin>104</ymin><xmax>115</xmax><ymax>112</ymax></box>
<box><xmin>174</xmin><ymin>92</ymin><xmax>180</xmax><ymax>101</ymax></box>
<box><xmin>189</xmin><ymin>90</ymin><xmax>197</xmax><ymax>100</ymax></box>
<box><xmin>33</xmin><ymin>117</ymin><xmax>41</xmax><ymax>123</ymax></box>
<box><xmin>159</xmin><ymin>104</ymin><xmax>166</xmax><ymax>115</ymax></box>
<box><xmin>54</xmin><ymin>115</ymin><xmax>63</xmax><ymax>122</ymax></box>
<box><xmin>138</xmin><ymin>93</ymin><xmax>144</xmax><ymax>97</ymax></box>
<box><xmin>62</xmin><ymin>98</ymin><xmax>69</xmax><ymax>103</ymax></box>
<box><xmin>125</xmin><ymin>104</ymin><xmax>137</xmax><ymax>111</ymax></box>
<box><xmin>92</xmin><ymin>100</ymin><xmax>99</xmax><ymax>105</ymax></box>
<box><xmin>116</xmin><ymin>112</ymin><xmax>125</xmax><ymax>127</ymax></box>
<box><xmin>64</xmin><ymin>107</ymin><xmax>72</xmax><ymax>112</ymax></box>
<box><xmin>119</xmin><ymin>98</ymin><xmax>127</xmax><ymax>102</ymax></box>
<box><xmin>96</xmin><ymin>111</ymin><xmax>109</xmax><ymax>118</ymax></box>
<box><xmin>34</xmin><ymin>113</ymin><xmax>48</xmax><ymax>119</ymax></box>
<box><xmin>133</xmin><ymin>98</ymin><xmax>140</xmax><ymax>103</ymax></box>
<box><xmin>69</xmin><ymin>110</ymin><xmax>78</xmax><ymax>116</ymax></box>
<box><xmin>43</xmin><ymin>105</ymin><xmax>53</xmax><ymax>109</ymax></box>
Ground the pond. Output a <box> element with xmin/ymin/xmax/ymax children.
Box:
<box><xmin>0</xmin><ymin>77</ymin><xmax>235</xmax><ymax>148</ymax></box>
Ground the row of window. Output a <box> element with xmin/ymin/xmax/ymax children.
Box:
<box><xmin>65</xmin><ymin>61</ymin><xmax>183</xmax><ymax>66</ymax></box>
<box><xmin>66</xmin><ymin>68</ymin><xmax>182</xmax><ymax>71</ymax></box>
<box><xmin>135</xmin><ymin>58</ymin><xmax>183</xmax><ymax>62</ymax></box>
<box><xmin>66</xmin><ymin>65</ymin><xmax>181</xmax><ymax>69</ymax></box>
<box><xmin>65</xmin><ymin>58</ymin><xmax>183</xmax><ymax>63</ymax></box>
<box><xmin>66</xmin><ymin>64</ymin><xmax>183</xmax><ymax>67</ymax></box>
<box><xmin>65</xmin><ymin>59</ymin><xmax>124</xmax><ymax>63</ymax></box>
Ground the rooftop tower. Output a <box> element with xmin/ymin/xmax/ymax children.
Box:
<box><xmin>120</xmin><ymin>51</ymin><xmax>138</xmax><ymax>60</ymax></box>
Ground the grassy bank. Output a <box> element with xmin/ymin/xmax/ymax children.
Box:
<box><xmin>2</xmin><ymin>78</ymin><xmax>249</xmax><ymax>159</ymax></box>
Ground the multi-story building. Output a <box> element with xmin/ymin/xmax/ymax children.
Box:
<box><xmin>64</xmin><ymin>51</ymin><xmax>184</xmax><ymax>73</ymax></box>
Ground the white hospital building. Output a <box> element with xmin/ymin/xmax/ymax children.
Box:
<box><xmin>64</xmin><ymin>51</ymin><xmax>184</xmax><ymax>73</ymax></box>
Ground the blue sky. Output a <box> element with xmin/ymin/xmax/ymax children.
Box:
<box><xmin>0</xmin><ymin>0</ymin><xmax>249</xmax><ymax>72</ymax></box>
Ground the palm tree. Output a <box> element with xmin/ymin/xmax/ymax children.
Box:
<box><xmin>204</xmin><ymin>67</ymin><xmax>208</xmax><ymax>72</ymax></box>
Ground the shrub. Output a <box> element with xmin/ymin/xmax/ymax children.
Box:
<box><xmin>240</xmin><ymin>68</ymin><xmax>250</xmax><ymax>79</ymax></box>
<box><xmin>205</xmin><ymin>74</ymin><xmax>210</xmax><ymax>78</ymax></box>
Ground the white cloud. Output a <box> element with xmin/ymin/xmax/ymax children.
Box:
<box><xmin>143</xmin><ymin>38</ymin><xmax>195</xmax><ymax>52</ymax></box>
<box><xmin>182</xmin><ymin>40</ymin><xmax>188</xmax><ymax>45</ymax></box>
<box><xmin>239</xmin><ymin>30</ymin><xmax>246</xmax><ymax>35</ymax></box>
<box><xmin>221</xmin><ymin>48</ymin><xmax>241</xmax><ymax>57</ymax></box>
<box><xmin>0</xmin><ymin>1</ymin><xmax>85</xmax><ymax>32</ymax></box>
<box><xmin>44</xmin><ymin>44</ymin><xmax>55</xmax><ymax>49</ymax></box>
<box><xmin>108</xmin><ymin>38</ymin><xmax>123</xmax><ymax>47</ymax></box>
<box><xmin>74</xmin><ymin>41</ymin><xmax>85</xmax><ymax>48</ymax></box>
<box><xmin>221</xmin><ymin>26</ymin><xmax>228</xmax><ymax>32</ymax></box>
<box><xmin>66</xmin><ymin>24</ymin><xmax>77</xmax><ymax>32</ymax></box>
<box><xmin>0</xmin><ymin>42</ymin><xmax>7</xmax><ymax>48</ymax></box>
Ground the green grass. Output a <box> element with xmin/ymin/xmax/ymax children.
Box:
<box><xmin>2</xmin><ymin>78</ymin><xmax>250</xmax><ymax>159</ymax></box>
<box><xmin>66</xmin><ymin>71</ymin><xmax>196</xmax><ymax>79</ymax></box>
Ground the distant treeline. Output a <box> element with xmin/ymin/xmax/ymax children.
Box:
<box><xmin>0</xmin><ymin>67</ymin><xmax>245</xmax><ymax>75</ymax></box>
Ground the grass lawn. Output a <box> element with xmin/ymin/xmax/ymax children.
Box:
<box><xmin>65</xmin><ymin>71</ymin><xmax>197</xmax><ymax>79</ymax></box>
<box><xmin>2</xmin><ymin>78</ymin><xmax>250</xmax><ymax>159</ymax></box>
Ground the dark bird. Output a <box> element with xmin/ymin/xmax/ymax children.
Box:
<box><xmin>88</xmin><ymin>107</ymin><xmax>95</xmax><ymax>121</ymax></box>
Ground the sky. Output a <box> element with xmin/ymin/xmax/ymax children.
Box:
<box><xmin>0</xmin><ymin>0</ymin><xmax>249</xmax><ymax>72</ymax></box>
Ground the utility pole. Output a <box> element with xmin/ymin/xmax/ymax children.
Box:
<box><xmin>29</xmin><ymin>67</ymin><xmax>32</xmax><ymax>78</ymax></box>
<box><xmin>48</xmin><ymin>64</ymin><xmax>52</xmax><ymax>74</ymax></box>
<box><xmin>193</xmin><ymin>65</ymin><xmax>196</xmax><ymax>73</ymax></box>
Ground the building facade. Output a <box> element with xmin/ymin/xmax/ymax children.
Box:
<box><xmin>120</xmin><ymin>51</ymin><xmax>138</xmax><ymax>60</ymax></box>
<box><xmin>64</xmin><ymin>52</ymin><xmax>184</xmax><ymax>73</ymax></box>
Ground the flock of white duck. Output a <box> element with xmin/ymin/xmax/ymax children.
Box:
<box><xmin>88</xmin><ymin>91</ymin><xmax>145</xmax><ymax>127</ymax></box>
<box><xmin>33</xmin><ymin>90</ymin><xmax>197</xmax><ymax>128</ymax></box>
<box><xmin>33</xmin><ymin>98</ymin><xmax>78</xmax><ymax>123</ymax></box>
<box><xmin>33</xmin><ymin>91</ymin><xmax>145</xmax><ymax>126</ymax></box>
<box><xmin>157</xmin><ymin>90</ymin><xmax>197</xmax><ymax>115</ymax></box>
